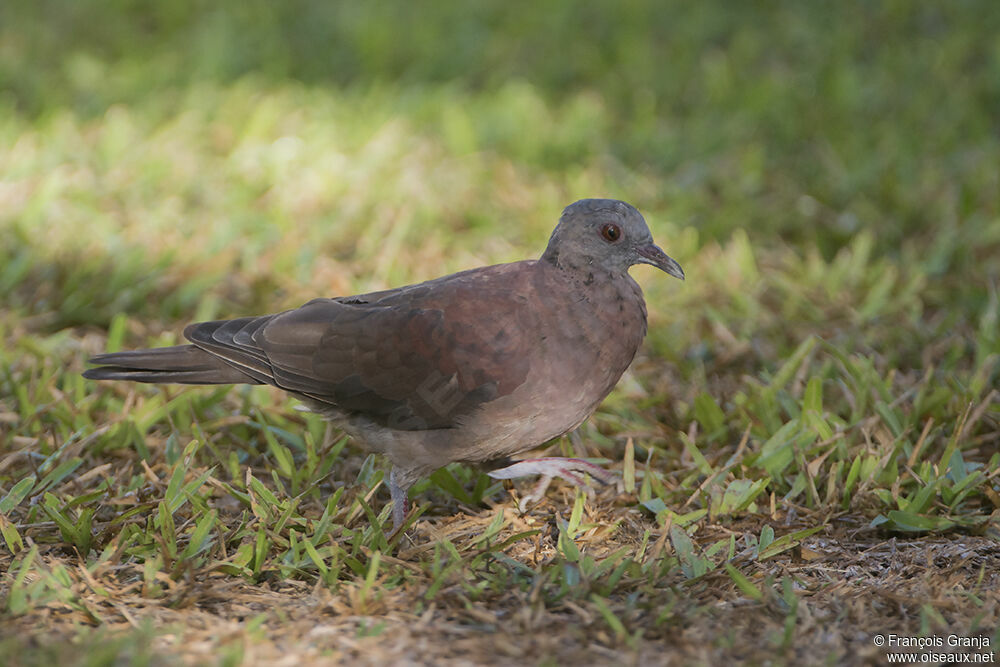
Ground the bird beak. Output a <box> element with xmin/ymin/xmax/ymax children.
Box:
<box><xmin>636</xmin><ymin>243</ymin><xmax>685</xmax><ymax>280</ymax></box>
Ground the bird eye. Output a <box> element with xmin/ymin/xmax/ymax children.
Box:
<box><xmin>601</xmin><ymin>223</ymin><xmax>622</xmax><ymax>242</ymax></box>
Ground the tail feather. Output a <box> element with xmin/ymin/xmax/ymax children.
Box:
<box><xmin>83</xmin><ymin>344</ymin><xmax>261</xmax><ymax>385</ymax></box>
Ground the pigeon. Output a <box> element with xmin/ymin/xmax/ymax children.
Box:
<box><xmin>84</xmin><ymin>199</ymin><xmax>684</xmax><ymax>529</ymax></box>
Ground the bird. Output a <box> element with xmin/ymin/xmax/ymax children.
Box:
<box><xmin>84</xmin><ymin>199</ymin><xmax>684</xmax><ymax>530</ymax></box>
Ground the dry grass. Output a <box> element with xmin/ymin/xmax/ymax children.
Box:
<box><xmin>2</xmin><ymin>489</ymin><xmax>998</xmax><ymax>666</ymax></box>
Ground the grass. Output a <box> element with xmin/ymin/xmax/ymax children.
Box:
<box><xmin>1</xmin><ymin>2</ymin><xmax>999</xmax><ymax>665</ymax></box>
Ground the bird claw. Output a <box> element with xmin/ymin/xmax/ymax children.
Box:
<box><xmin>487</xmin><ymin>457</ymin><xmax>617</xmax><ymax>511</ymax></box>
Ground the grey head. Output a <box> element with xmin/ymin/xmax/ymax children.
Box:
<box><xmin>541</xmin><ymin>199</ymin><xmax>685</xmax><ymax>280</ymax></box>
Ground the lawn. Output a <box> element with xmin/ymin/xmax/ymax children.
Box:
<box><xmin>1</xmin><ymin>2</ymin><xmax>999</xmax><ymax>665</ymax></box>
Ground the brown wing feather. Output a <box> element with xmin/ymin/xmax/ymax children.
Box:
<box><xmin>183</xmin><ymin>263</ymin><xmax>538</xmax><ymax>430</ymax></box>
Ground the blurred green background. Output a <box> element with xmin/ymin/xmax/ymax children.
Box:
<box><xmin>1</xmin><ymin>0</ymin><xmax>998</xmax><ymax>390</ymax></box>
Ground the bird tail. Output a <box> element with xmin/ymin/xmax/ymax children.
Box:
<box><xmin>82</xmin><ymin>345</ymin><xmax>261</xmax><ymax>385</ymax></box>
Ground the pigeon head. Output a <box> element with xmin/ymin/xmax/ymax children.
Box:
<box><xmin>541</xmin><ymin>199</ymin><xmax>684</xmax><ymax>280</ymax></box>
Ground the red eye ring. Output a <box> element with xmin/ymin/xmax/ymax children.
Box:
<box><xmin>601</xmin><ymin>223</ymin><xmax>622</xmax><ymax>242</ymax></box>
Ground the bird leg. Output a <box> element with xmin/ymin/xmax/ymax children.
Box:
<box><xmin>388</xmin><ymin>468</ymin><xmax>410</xmax><ymax>532</ymax></box>
<box><xmin>486</xmin><ymin>457</ymin><xmax>618</xmax><ymax>512</ymax></box>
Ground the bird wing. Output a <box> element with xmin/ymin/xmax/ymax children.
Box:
<box><xmin>184</xmin><ymin>263</ymin><xmax>540</xmax><ymax>430</ymax></box>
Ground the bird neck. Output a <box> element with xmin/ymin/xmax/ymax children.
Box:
<box><xmin>541</xmin><ymin>248</ymin><xmax>621</xmax><ymax>281</ymax></box>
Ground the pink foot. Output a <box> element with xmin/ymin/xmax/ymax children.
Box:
<box><xmin>487</xmin><ymin>457</ymin><xmax>617</xmax><ymax>511</ymax></box>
